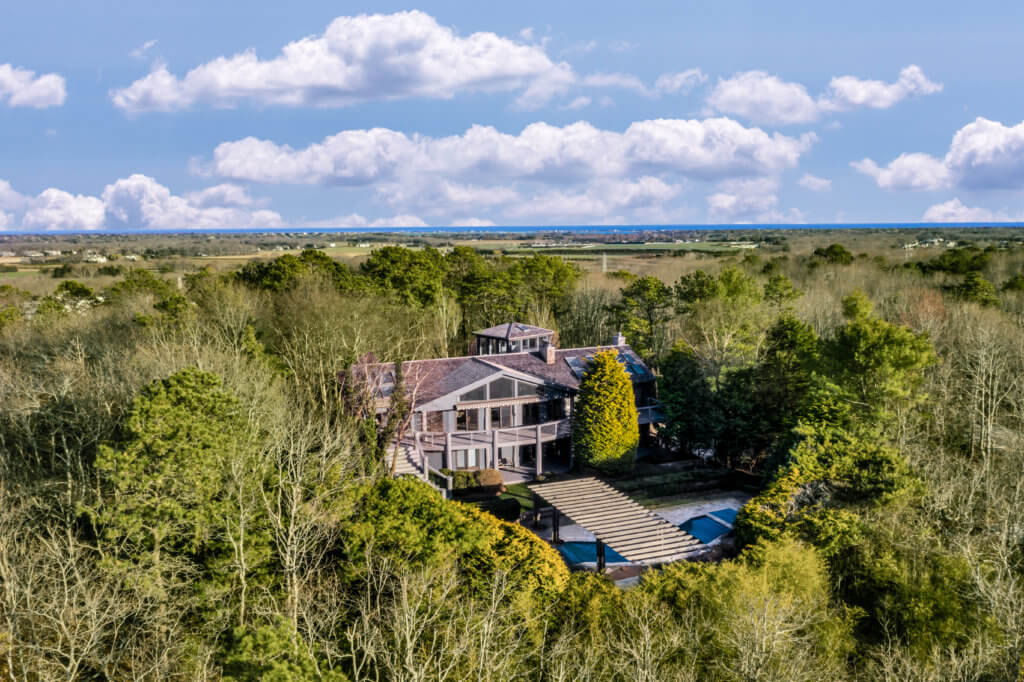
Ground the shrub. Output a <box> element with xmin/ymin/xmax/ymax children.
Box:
<box><xmin>478</xmin><ymin>468</ymin><xmax>504</xmax><ymax>489</ymax></box>
<box><xmin>572</xmin><ymin>348</ymin><xmax>639</xmax><ymax>474</ymax></box>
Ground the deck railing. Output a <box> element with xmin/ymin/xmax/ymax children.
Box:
<box><xmin>416</xmin><ymin>418</ymin><xmax>570</xmax><ymax>451</ymax></box>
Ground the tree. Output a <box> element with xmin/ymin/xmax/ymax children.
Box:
<box><xmin>572</xmin><ymin>349</ymin><xmax>639</xmax><ymax>474</ymax></box>
<box><xmin>949</xmin><ymin>271</ymin><xmax>1000</xmax><ymax>307</ymax></box>
<box><xmin>612</xmin><ymin>276</ymin><xmax>673</xmax><ymax>361</ymax></box>
<box><xmin>763</xmin><ymin>273</ymin><xmax>802</xmax><ymax>306</ymax></box>
<box><xmin>360</xmin><ymin>246</ymin><xmax>447</xmax><ymax>307</ymax></box>
<box><xmin>812</xmin><ymin>243</ymin><xmax>854</xmax><ymax>265</ymax></box>
<box><xmin>822</xmin><ymin>291</ymin><xmax>936</xmax><ymax>426</ymax></box>
<box><xmin>659</xmin><ymin>342</ymin><xmax>719</xmax><ymax>457</ymax></box>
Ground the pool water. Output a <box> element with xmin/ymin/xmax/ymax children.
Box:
<box><xmin>679</xmin><ymin>514</ymin><xmax>732</xmax><ymax>544</ymax></box>
<box><xmin>557</xmin><ymin>541</ymin><xmax>628</xmax><ymax>565</ymax></box>
<box><xmin>708</xmin><ymin>507</ymin><xmax>738</xmax><ymax>525</ymax></box>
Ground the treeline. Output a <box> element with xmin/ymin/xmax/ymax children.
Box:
<box><xmin>0</xmin><ymin>243</ymin><xmax>1022</xmax><ymax>679</ymax></box>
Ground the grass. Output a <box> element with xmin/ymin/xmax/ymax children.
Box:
<box><xmin>499</xmin><ymin>482</ymin><xmax>534</xmax><ymax>511</ymax></box>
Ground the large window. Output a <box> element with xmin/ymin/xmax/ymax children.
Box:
<box><xmin>489</xmin><ymin>377</ymin><xmax>515</xmax><ymax>399</ymax></box>
<box><xmin>517</xmin><ymin>381</ymin><xmax>543</xmax><ymax>397</ymax></box>
<box><xmin>456</xmin><ymin>409</ymin><xmax>481</xmax><ymax>432</ymax></box>
<box><xmin>522</xmin><ymin>402</ymin><xmax>541</xmax><ymax>426</ymax></box>
<box><xmin>454</xmin><ymin>449</ymin><xmax>479</xmax><ymax>469</ymax></box>
<box><xmin>491</xmin><ymin>405</ymin><xmax>514</xmax><ymax>428</ymax></box>
<box><xmin>458</xmin><ymin>385</ymin><xmax>487</xmax><ymax>402</ymax></box>
<box><xmin>426</xmin><ymin>411</ymin><xmax>444</xmax><ymax>432</ymax></box>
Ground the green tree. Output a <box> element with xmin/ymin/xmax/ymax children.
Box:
<box><xmin>659</xmin><ymin>342</ymin><xmax>719</xmax><ymax>456</ymax></box>
<box><xmin>572</xmin><ymin>348</ymin><xmax>639</xmax><ymax>474</ymax></box>
<box><xmin>92</xmin><ymin>368</ymin><xmax>252</xmax><ymax>600</ymax></box>
<box><xmin>763</xmin><ymin>273</ymin><xmax>802</xmax><ymax>306</ymax></box>
<box><xmin>812</xmin><ymin>243</ymin><xmax>854</xmax><ymax>265</ymax></box>
<box><xmin>821</xmin><ymin>291</ymin><xmax>936</xmax><ymax>425</ymax></box>
<box><xmin>950</xmin><ymin>271</ymin><xmax>1000</xmax><ymax>307</ymax></box>
<box><xmin>612</xmin><ymin>276</ymin><xmax>673</xmax><ymax>360</ymax></box>
<box><xmin>360</xmin><ymin>246</ymin><xmax>447</xmax><ymax>306</ymax></box>
<box><xmin>222</xmin><ymin>618</ymin><xmax>348</xmax><ymax>681</ymax></box>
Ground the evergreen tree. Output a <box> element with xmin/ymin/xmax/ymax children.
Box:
<box><xmin>572</xmin><ymin>348</ymin><xmax>639</xmax><ymax>474</ymax></box>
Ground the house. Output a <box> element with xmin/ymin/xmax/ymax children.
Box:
<box><xmin>354</xmin><ymin>322</ymin><xmax>660</xmax><ymax>487</ymax></box>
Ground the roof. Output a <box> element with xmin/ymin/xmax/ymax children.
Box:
<box><xmin>356</xmin><ymin>344</ymin><xmax>653</xmax><ymax>410</ymax></box>
<box><xmin>473</xmin><ymin>322</ymin><xmax>554</xmax><ymax>340</ymax></box>
<box><xmin>530</xmin><ymin>477</ymin><xmax>703</xmax><ymax>564</ymax></box>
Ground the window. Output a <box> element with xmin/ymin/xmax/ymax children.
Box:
<box><xmin>491</xmin><ymin>405</ymin><xmax>513</xmax><ymax>428</ymax></box>
<box><xmin>522</xmin><ymin>402</ymin><xmax>540</xmax><ymax>426</ymax></box>
<box><xmin>517</xmin><ymin>380</ymin><xmax>542</xmax><ymax>397</ymax></box>
<box><xmin>510</xmin><ymin>340</ymin><xmax>522</xmax><ymax>352</ymax></box>
<box><xmin>547</xmin><ymin>399</ymin><xmax>566</xmax><ymax>420</ymax></box>
<box><xmin>456</xmin><ymin>409</ymin><xmax>481</xmax><ymax>432</ymax></box>
<box><xmin>426</xmin><ymin>411</ymin><xmax>444</xmax><ymax>432</ymax></box>
<box><xmin>458</xmin><ymin>385</ymin><xmax>487</xmax><ymax>402</ymax></box>
<box><xmin>489</xmin><ymin>377</ymin><xmax>515</xmax><ymax>399</ymax></box>
<box><xmin>454</xmin><ymin>449</ymin><xmax>479</xmax><ymax>469</ymax></box>
<box><xmin>526</xmin><ymin>337</ymin><xmax>538</xmax><ymax>350</ymax></box>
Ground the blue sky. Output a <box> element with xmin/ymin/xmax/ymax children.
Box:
<box><xmin>3</xmin><ymin>0</ymin><xmax>1024</xmax><ymax>230</ymax></box>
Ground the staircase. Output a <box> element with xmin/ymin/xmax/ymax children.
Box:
<box><xmin>389</xmin><ymin>443</ymin><xmax>425</xmax><ymax>477</ymax></box>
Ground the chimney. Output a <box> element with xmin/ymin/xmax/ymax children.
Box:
<box><xmin>540</xmin><ymin>336</ymin><xmax>556</xmax><ymax>364</ymax></box>
<box><xmin>613</xmin><ymin>331</ymin><xmax>627</xmax><ymax>346</ymax></box>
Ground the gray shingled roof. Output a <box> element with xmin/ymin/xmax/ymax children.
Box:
<box><xmin>355</xmin><ymin>344</ymin><xmax>652</xmax><ymax>409</ymax></box>
<box><xmin>473</xmin><ymin>322</ymin><xmax>554</xmax><ymax>340</ymax></box>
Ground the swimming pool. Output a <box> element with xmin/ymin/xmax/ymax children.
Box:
<box><xmin>708</xmin><ymin>507</ymin><xmax>738</xmax><ymax>525</ymax></box>
<box><xmin>679</xmin><ymin>509</ymin><xmax>737</xmax><ymax>540</ymax></box>
<box><xmin>557</xmin><ymin>541</ymin><xmax>628</xmax><ymax>565</ymax></box>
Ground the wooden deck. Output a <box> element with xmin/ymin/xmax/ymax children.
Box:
<box><xmin>529</xmin><ymin>477</ymin><xmax>703</xmax><ymax>565</ymax></box>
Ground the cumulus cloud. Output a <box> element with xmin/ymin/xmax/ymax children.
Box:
<box><xmin>921</xmin><ymin>198</ymin><xmax>1005</xmax><ymax>222</ymax></box>
<box><xmin>2</xmin><ymin>177</ymin><xmax>284</xmax><ymax>231</ymax></box>
<box><xmin>22</xmin><ymin>189</ymin><xmax>105</xmax><ymax>231</ymax></box>
<box><xmin>654</xmin><ymin>69</ymin><xmax>708</xmax><ymax>94</ymax></box>
<box><xmin>0</xmin><ymin>180</ymin><xmax>27</xmax><ymax>211</ymax></box>
<box><xmin>798</xmin><ymin>173</ymin><xmax>832</xmax><ymax>191</ymax></box>
<box><xmin>582</xmin><ymin>72</ymin><xmax>653</xmax><ymax>96</ymax></box>
<box><xmin>203</xmin><ymin>118</ymin><xmax>814</xmax><ymax>187</ymax></box>
<box><xmin>853</xmin><ymin>117</ymin><xmax>1024</xmax><ymax>192</ymax></box>
<box><xmin>0</xmin><ymin>212</ymin><xmax>11</xmax><ymax>230</ymax></box>
<box><xmin>110</xmin><ymin>11</ymin><xmax>574</xmax><ymax>112</ymax></box>
<box><xmin>302</xmin><ymin>213</ymin><xmax>428</xmax><ymax>228</ymax></box>
<box><xmin>198</xmin><ymin>117</ymin><xmax>813</xmax><ymax>224</ymax></box>
<box><xmin>0</xmin><ymin>63</ymin><xmax>67</xmax><ymax>108</ymax></box>
<box><xmin>707</xmin><ymin>65</ymin><xmax>940</xmax><ymax>125</ymax></box>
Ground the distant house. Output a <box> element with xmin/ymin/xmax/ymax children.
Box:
<box><xmin>354</xmin><ymin>322</ymin><xmax>660</xmax><ymax>488</ymax></box>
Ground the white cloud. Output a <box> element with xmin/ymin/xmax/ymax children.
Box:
<box><xmin>450</xmin><ymin>217</ymin><xmax>496</xmax><ymax>227</ymax></box>
<box><xmin>302</xmin><ymin>213</ymin><xmax>428</xmax><ymax>228</ymax></box>
<box><xmin>582</xmin><ymin>72</ymin><xmax>652</xmax><ymax>96</ymax></box>
<box><xmin>798</xmin><ymin>173</ymin><xmax>832</xmax><ymax>191</ymax></box>
<box><xmin>2</xmin><ymin>176</ymin><xmax>284</xmax><ymax>231</ymax></box>
<box><xmin>0</xmin><ymin>63</ymin><xmax>67</xmax><ymax>108</ymax></box>
<box><xmin>705</xmin><ymin>177</ymin><xmax>803</xmax><ymax>223</ymax></box>
<box><xmin>562</xmin><ymin>40</ymin><xmax>598</xmax><ymax>56</ymax></box>
<box><xmin>22</xmin><ymin>189</ymin><xmax>105</xmax><ymax>231</ymax></box>
<box><xmin>921</xmin><ymin>198</ymin><xmax>1005</xmax><ymax>222</ymax></box>
<box><xmin>853</xmin><ymin>117</ymin><xmax>1024</xmax><ymax>192</ymax></box>
<box><xmin>0</xmin><ymin>212</ymin><xmax>11</xmax><ymax>230</ymax></box>
<box><xmin>822</xmin><ymin>65</ymin><xmax>942</xmax><ymax>112</ymax></box>
<box><xmin>560</xmin><ymin>96</ymin><xmax>591</xmax><ymax>110</ymax></box>
<box><xmin>111</xmin><ymin>11</ymin><xmax>575</xmax><ymax>112</ymax></box>
<box><xmin>204</xmin><ymin>118</ymin><xmax>814</xmax><ymax>187</ymax></box>
<box><xmin>654</xmin><ymin>68</ymin><xmax>707</xmax><ymax>95</ymax></box>
<box><xmin>0</xmin><ymin>180</ymin><xmax>27</xmax><ymax>211</ymax></box>
<box><xmin>707</xmin><ymin>65</ymin><xmax>940</xmax><ymax>126</ymax></box>
<box><xmin>851</xmin><ymin>153</ymin><xmax>952</xmax><ymax>190</ymax></box>
<box><xmin>130</xmin><ymin>39</ymin><xmax>158</xmax><ymax>59</ymax></box>
<box><xmin>707</xmin><ymin>71</ymin><xmax>820</xmax><ymax>125</ymax></box>
<box><xmin>505</xmin><ymin>177</ymin><xmax>680</xmax><ymax>222</ymax></box>
<box><xmin>609</xmin><ymin>40</ymin><xmax>637</xmax><ymax>53</ymax></box>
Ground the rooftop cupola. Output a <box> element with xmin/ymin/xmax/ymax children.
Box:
<box><xmin>473</xmin><ymin>322</ymin><xmax>555</xmax><ymax>356</ymax></box>
<box><xmin>613</xmin><ymin>331</ymin><xmax>627</xmax><ymax>346</ymax></box>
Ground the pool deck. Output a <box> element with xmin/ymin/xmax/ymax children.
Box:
<box><xmin>533</xmin><ymin>491</ymin><xmax>753</xmax><ymax>545</ymax></box>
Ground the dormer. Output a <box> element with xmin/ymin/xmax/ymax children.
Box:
<box><xmin>473</xmin><ymin>322</ymin><xmax>555</xmax><ymax>356</ymax></box>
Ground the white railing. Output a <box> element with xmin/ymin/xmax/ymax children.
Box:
<box><xmin>415</xmin><ymin>418</ymin><xmax>569</xmax><ymax>451</ymax></box>
<box><xmin>412</xmin><ymin>432</ymin><xmax>452</xmax><ymax>499</ymax></box>
<box><xmin>637</xmin><ymin>403</ymin><xmax>665</xmax><ymax>424</ymax></box>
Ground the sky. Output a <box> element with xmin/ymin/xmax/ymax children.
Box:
<box><xmin>3</xmin><ymin>0</ymin><xmax>1024</xmax><ymax>230</ymax></box>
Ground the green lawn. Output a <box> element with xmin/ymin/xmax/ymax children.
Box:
<box><xmin>499</xmin><ymin>482</ymin><xmax>534</xmax><ymax>511</ymax></box>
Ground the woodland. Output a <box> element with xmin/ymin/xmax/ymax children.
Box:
<box><xmin>0</xmin><ymin>233</ymin><xmax>1023</xmax><ymax>680</ymax></box>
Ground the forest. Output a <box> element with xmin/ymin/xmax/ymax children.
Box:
<box><xmin>1</xmin><ymin>233</ymin><xmax>1023</xmax><ymax>680</ymax></box>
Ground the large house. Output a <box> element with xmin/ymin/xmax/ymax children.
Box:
<box><xmin>355</xmin><ymin>322</ymin><xmax>661</xmax><ymax>489</ymax></box>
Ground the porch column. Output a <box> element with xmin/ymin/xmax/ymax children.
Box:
<box><xmin>492</xmin><ymin>430</ymin><xmax>499</xmax><ymax>469</ymax></box>
<box><xmin>535</xmin><ymin>424</ymin><xmax>543</xmax><ymax>476</ymax></box>
<box><xmin>596</xmin><ymin>539</ymin><xmax>606</xmax><ymax>573</ymax></box>
<box><xmin>444</xmin><ymin>432</ymin><xmax>452</xmax><ymax>470</ymax></box>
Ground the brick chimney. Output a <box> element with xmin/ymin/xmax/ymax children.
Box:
<box><xmin>540</xmin><ymin>336</ymin><xmax>556</xmax><ymax>364</ymax></box>
<box><xmin>613</xmin><ymin>331</ymin><xmax>627</xmax><ymax>346</ymax></box>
